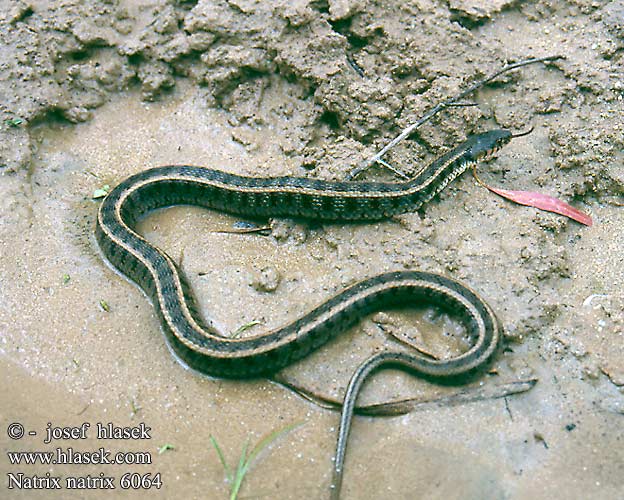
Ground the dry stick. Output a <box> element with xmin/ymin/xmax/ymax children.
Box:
<box><xmin>346</xmin><ymin>55</ymin><xmax>565</xmax><ymax>180</ymax></box>
<box><xmin>212</xmin><ymin>226</ymin><xmax>272</xmax><ymax>234</ymax></box>
<box><xmin>375</xmin><ymin>158</ymin><xmax>410</xmax><ymax>180</ymax></box>
<box><xmin>273</xmin><ymin>376</ymin><xmax>537</xmax><ymax>416</ymax></box>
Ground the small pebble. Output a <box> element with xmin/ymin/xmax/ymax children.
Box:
<box><xmin>251</xmin><ymin>266</ymin><xmax>281</xmax><ymax>293</ymax></box>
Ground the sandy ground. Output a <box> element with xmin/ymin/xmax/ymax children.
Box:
<box><xmin>1</xmin><ymin>1</ymin><xmax>623</xmax><ymax>499</ymax></box>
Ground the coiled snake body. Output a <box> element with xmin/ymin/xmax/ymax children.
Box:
<box><xmin>96</xmin><ymin>129</ymin><xmax>512</xmax><ymax>497</ymax></box>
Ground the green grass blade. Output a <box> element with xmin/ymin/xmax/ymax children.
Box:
<box><xmin>230</xmin><ymin>437</ymin><xmax>250</xmax><ymax>500</ymax></box>
<box><xmin>214</xmin><ymin>422</ymin><xmax>303</xmax><ymax>500</ymax></box>
<box><xmin>230</xmin><ymin>320</ymin><xmax>261</xmax><ymax>338</ymax></box>
<box><xmin>240</xmin><ymin>422</ymin><xmax>303</xmax><ymax>479</ymax></box>
<box><xmin>209</xmin><ymin>435</ymin><xmax>233</xmax><ymax>483</ymax></box>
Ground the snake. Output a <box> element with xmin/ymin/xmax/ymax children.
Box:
<box><xmin>95</xmin><ymin>128</ymin><xmax>518</xmax><ymax>497</ymax></box>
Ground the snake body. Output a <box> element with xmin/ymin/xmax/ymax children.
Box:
<box><xmin>96</xmin><ymin>129</ymin><xmax>513</xmax><ymax>499</ymax></box>
<box><xmin>96</xmin><ymin>129</ymin><xmax>509</xmax><ymax>379</ymax></box>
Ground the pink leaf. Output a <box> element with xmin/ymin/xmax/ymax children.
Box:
<box><xmin>484</xmin><ymin>185</ymin><xmax>593</xmax><ymax>226</ymax></box>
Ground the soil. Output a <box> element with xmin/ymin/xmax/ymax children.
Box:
<box><xmin>1</xmin><ymin>1</ymin><xmax>623</xmax><ymax>499</ymax></box>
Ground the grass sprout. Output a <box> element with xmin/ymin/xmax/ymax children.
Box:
<box><xmin>210</xmin><ymin>421</ymin><xmax>302</xmax><ymax>500</ymax></box>
<box><xmin>158</xmin><ymin>443</ymin><xmax>175</xmax><ymax>454</ymax></box>
<box><xmin>5</xmin><ymin>117</ymin><xmax>24</xmax><ymax>127</ymax></box>
<box><xmin>230</xmin><ymin>320</ymin><xmax>261</xmax><ymax>338</ymax></box>
<box><xmin>92</xmin><ymin>184</ymin><xmax>110</xmax><ymax>199</ymax></box>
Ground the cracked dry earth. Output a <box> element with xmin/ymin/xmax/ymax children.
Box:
<box><xmin>1</xmin><ymin>1</ymin><xmax>623</xmax><ymax>499</ymax></box>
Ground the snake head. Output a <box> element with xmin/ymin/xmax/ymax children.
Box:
<box><xmin>467</xmin><ymin>129</ymin><xmax>513</xmax><ymax>161</ymax></box>
<box><xmin>468</xmin><ymin>127</ymin><xmax>534</xmax><ymax>161</ymax></box>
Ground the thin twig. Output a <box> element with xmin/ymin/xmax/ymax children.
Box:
<box><xmin>376</xmin><ymin>323</ymin><xmax>438</xmax><ymax>359</ymax></box>
<box><xmin>504</xmin><ymin>396</ymin><xmax>514</xmax><ymax>421</ymax></box>
<box><xmin>447</xmin><ymin>101</ymin><xmax>479</xmax><ymax>108</ymax></box>
<box><xmin>273</xmin><ymin>376</ymin><xmax>537</xmax><ymax>416</ymax></box>
<box><xmin>376</xmin><ymin>159</ymin><xmax>410</xmax><ymax>180</ymax></box>
<box><xmin>347</xmin><ymin>55</ymin><xmax>564</xmax><ymax>180</ymax></box>
<box><xmin>212</xmin><ymin>226</ymin><xmax>272</xmax><ymax>235</ymax></box>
